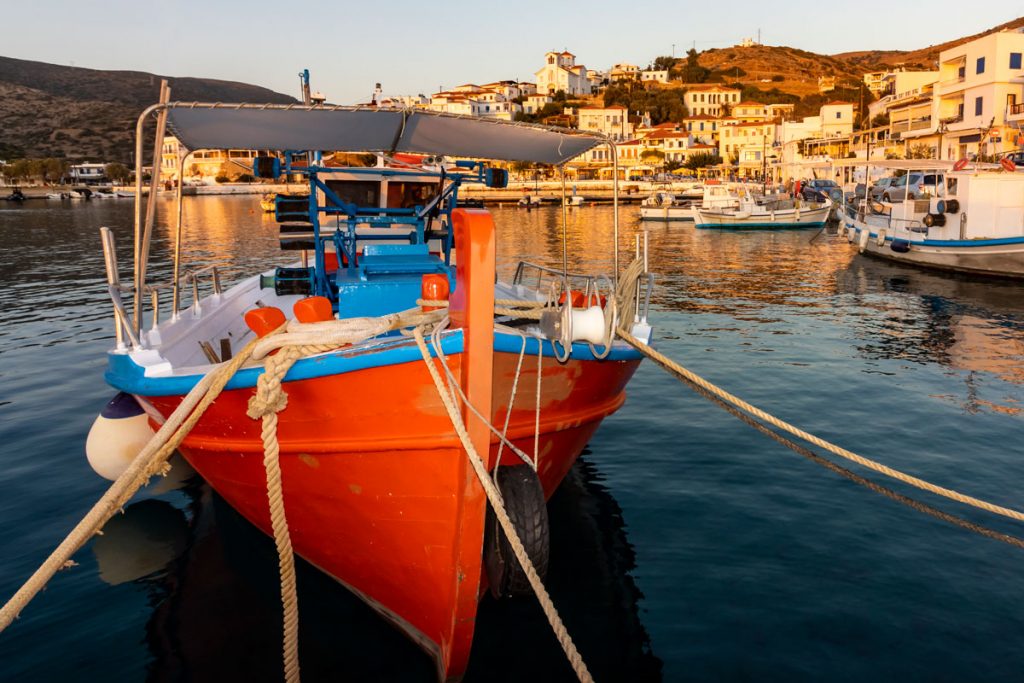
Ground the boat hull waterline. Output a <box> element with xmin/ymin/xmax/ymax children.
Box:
<box><xmin>845</xmin><ymin>222</ymin><xmax>1024</xmax><ymax>278</ymax></box>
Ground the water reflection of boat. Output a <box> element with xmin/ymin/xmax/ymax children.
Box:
<box><xmin>259</xmin><ymin>194</ymin><xmax>276</xmax><ymax>212</ymax></box>
<box><xmin>837</xmin><ymin>256</ymin><xmax>1024</xmax><ymax>411</ymax></box>
<box><xmin>113</xmin><ymin>459</ymin><xmax>660</xmax><ymax>681</ymax></box>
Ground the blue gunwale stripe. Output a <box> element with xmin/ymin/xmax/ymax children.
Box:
<box><xmin>106</xmin><ymin>329</ymin><xmax>644</xmax><ymax>396</ymax></box>
<box><xmin>847</xmin><ymin>223</ymin><xmax>1024</xmax><ymax>248</ymax></box>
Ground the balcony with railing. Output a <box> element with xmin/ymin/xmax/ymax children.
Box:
<box><xmin>1008</xmin><ymin>102</ymin><xmax>1024</xmax><ymax>122</ymax></box>
<box><xmin>890</xmin><ymin>116</ymin><xmax>933</xmax><ymax>136</ymax></box>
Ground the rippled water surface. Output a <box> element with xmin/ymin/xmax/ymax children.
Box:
<box><xmin>2</xmin><ymin>197</ymin><xmax>1024</xmax><ymax>681</ymax></box>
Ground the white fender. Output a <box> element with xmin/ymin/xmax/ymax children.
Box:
<box><xmin>876</xmin><ymin>228</ymin><xmax>887</xmax><ymax>246</ymax></box>
<box><xmin>86</xmin><ymin>392</ymin><xmax>156</xmax><ymax>480</ymax></box>
<box><xmin>858</xmin><ymin>228</ymin><xmax>870</xmax><ymax>253</ymax></box>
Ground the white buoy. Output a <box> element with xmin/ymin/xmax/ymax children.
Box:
<box><xmin>86</xmin><ymin>392</ymin><xmax>156</xmax><ymax>480</ymax></box>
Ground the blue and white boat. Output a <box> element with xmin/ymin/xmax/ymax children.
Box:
<box><xmin>694</xmin><ymin>190</ymin><xmax>830</xmax><ymax>229</ymax></box>
<box><xmin>842</xmin><ymin>160</ymin><xmax>1024</xmax><ymax>278</ymax></box>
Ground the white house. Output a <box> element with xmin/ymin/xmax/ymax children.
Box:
<box><xmin>523</xmin><ymin>93</ymin><xmax>553</xmax><ymax>115</ymax></box>
<box><xmin>641</xmin><ymin>70</ymin><xmax>670</xmax><ymax>84</ymax></box>
<box><xmin>819</xmin><ymin>101</ymin><xmax>855</xmax><ymax>138</ymax></box>
<box><xmin>935</xmin><ymin>28</ymin><xmax>1024</xmax><ymax>159</ymax></box>
<box><xmin>535</xmin><ymin>51</ymin><xmax>592</xmax><ymax>96</ymax></box>
<box><xmin>69</xmin><ymin>162</ymin><xmax>106</xmax><ymax>185</ymax></box>
<box><xmin>577</xmin><ymin>106</ymin><xmax>632</xmax><ymax>141</ymax></box>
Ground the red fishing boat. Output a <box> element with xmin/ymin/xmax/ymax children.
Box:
<box><xmin>88</xmin><ymin>99</ymin><xmax>655</xmax><ymax>680</ymax></box>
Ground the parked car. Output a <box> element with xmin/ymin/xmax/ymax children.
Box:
<box><xmin>881</xmin><ymin>173</ymin><xmax>945</xmax><ymax>201</ymax></box>
<box><xmin>800</xmin><ymin>179</ymin><xmax>841</xmax><ymax>203</ymax></box>
<box><xmin>1000</xmin><ymin>150</ymin><xmax>1024</xmax><ymax>168</ymax></box>
<box><xmin>869</xmin><ymin>177</ymin><xmax>897</xmax><ymax>201</ymax></box>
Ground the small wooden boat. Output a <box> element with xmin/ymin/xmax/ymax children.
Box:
<box><xmin>640</xmin><ymin>184</ymin><xmax>739</xmax><ymax>222</ymax></box>
<box><xmin>695</xmin><ymin>198</ymin><xmax>831</xmax><ymax>229</ymax></box>
<box><xmin>87</xmin><ymin>101</ymin><xmax>654</xmax><ymax>681</ymax></box>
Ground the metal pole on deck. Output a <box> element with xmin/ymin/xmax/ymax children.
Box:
<box><xmin>560</xmin><ymin>167</ymin><xmax>568</xmax><ymax>282</ymax></box>
<box><xmin>133</xmin><ymin>81</ymin><xmax>170</xmax><ymax>339</ymax></box>
<box><xmin>610</xmin><ymin>140</ymin><xmax>619</xmax><ymax>284</ymax></box>
<box><xmin>172</xmin><ymin>150</ymin><xmax>193</xmax><ymax>316</ymax></box>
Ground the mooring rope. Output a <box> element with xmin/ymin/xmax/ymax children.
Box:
<box><xmin>412</xmin><ymin>326</ymin><xmax>593</xmax><ymax>683</ymax></box>
<box><xmin>0</xmin><ymin>306</ymin><xmax>445</xmax><ymax>683</ymax></box>
<box><xmin>682</xmin><ymin>372</ymin><xmax>1024</xmax><ymax>549</ymax></box>
<box><xmin>0</xmin><ymin>331</ymin><xmax>272</xmax><ymax>632</ymax></box>
<box><xmin>617</xmin><ymin>327</ymin><xmax>1024</xmax><ymax>524</ymax></box>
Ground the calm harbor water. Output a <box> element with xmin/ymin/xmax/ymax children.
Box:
<box><xmin>2</xmin><ymin>196</ymin><xmax>1024</xmax><ymax>681</ymax></box>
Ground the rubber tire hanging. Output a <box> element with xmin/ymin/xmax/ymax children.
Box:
<box><xmin>484</xmin><ymin>464</ymin><xmax>550</xmax><ymax>598</ymax></box>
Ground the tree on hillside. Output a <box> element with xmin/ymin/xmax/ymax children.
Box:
<box><xmin>679</xmin><ymin>49</ymin><xmax>710</xmax><ymax>83</ymax></box>
<box><xmin>652</xmin><ymin>56</ymin><xmax>676</xmax><ymax>72</ymax></box>
<box><xmin>603</xmin><ymin>83</ymin><xmax>686</xmax><ymax>125</ymax></box>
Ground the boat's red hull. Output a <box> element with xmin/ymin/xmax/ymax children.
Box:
<box><xmin>147</xmin><ymin>349</ymin><xmax>639</xmax><ymax>680</ymax></box>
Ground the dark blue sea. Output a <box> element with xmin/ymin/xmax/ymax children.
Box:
<box><xmin>2</xmin><ymin>196</ymin><xmax>1024</xmax><ymax>681</ymax></box>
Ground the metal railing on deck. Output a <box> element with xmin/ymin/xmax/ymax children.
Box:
<box><xmin>101</xmin><ymin>226</ymin><xmax>222</xmax><ymax>348</ymax></box>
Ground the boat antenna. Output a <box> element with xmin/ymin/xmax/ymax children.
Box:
<box><xmin>299</xmin><ymin>69</ymin><xmax>312</xmax><ymax>106</ymax></box>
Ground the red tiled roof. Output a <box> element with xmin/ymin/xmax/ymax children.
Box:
<box><xmin>684</xmin><ymin>84</ymin><xmax>741</xmax><ymax>92</ymax></box>
<box><xmin>690</xmin><ymin>143</ymin><xmax>717</xmax><ymax>149</ymax></box>
<box><xmin>645</xmin><ymin>130</ymin><xmax>690</xmax><ymax>139</ymax></box>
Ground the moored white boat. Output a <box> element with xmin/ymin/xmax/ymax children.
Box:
<box><xmin>842</xmin><ymin>159</ymin><xmax>1024</xmax><ymax>278</ymax></box>
<box><xmin>639</xmin><ymin>184</ymin><xmax>739</xmax><ymax>222</ymax></box>
<box><xmin>695</xmin><ymin>195</ymin><xmax>831</xmax><ymax>229</ymax></box>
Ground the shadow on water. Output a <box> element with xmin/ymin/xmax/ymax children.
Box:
<box><xmin>93</xmin><ymin>457</ymin><xmax>661</xmax><ymax>682</ymax></box>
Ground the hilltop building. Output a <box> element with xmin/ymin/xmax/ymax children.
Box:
<box><xmin>535</xmin><ymin>51</ymin><xmax>593</xmax><ymax>96</ymax></box>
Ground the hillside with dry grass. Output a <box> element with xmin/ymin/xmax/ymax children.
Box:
<box><xmin>665</xmin><ymin>16</ymin><xmax>1024</xmax><ymax>103</ymax></box>
<box><xmin>0</xmin><ymin>56</ymin><xmax>296</xmax><ymax>162</ymax></box>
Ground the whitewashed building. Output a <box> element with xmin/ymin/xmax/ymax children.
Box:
<box><xmin>69</xmin><ymin>162</ymin><xmax>106</xmax><ymax>184</ymax></box>
<box><xmin>577</xmin><ymin>106</ymin><xmax>632</xmax><ymax>141</ymax></box>
<box><xmin>535</xmin><ymin>51</ymin><xmax>592</xmax><ymax>96</ymax></box>
<box><xmin>935</xmin><ymin>28</ymin><xmax>1024</xmax><ymax>159</ymax></box>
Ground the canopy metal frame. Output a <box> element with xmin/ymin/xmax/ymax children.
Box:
<box><xmin>128</xmin><ymin>101</ymin><xmax>622</xmax><ymax>341</ymax></box>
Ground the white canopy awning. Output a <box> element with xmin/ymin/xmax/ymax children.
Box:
<box><xmin>164</xmin><ymin>103</ymin><xmax>604</xmax><ymax>165</ymax></box>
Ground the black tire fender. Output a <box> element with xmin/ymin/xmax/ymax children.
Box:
<box><xmin>483</xmin><ymin>464</ymin><xmax>549</xmax><ymax>598</ymax></box>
